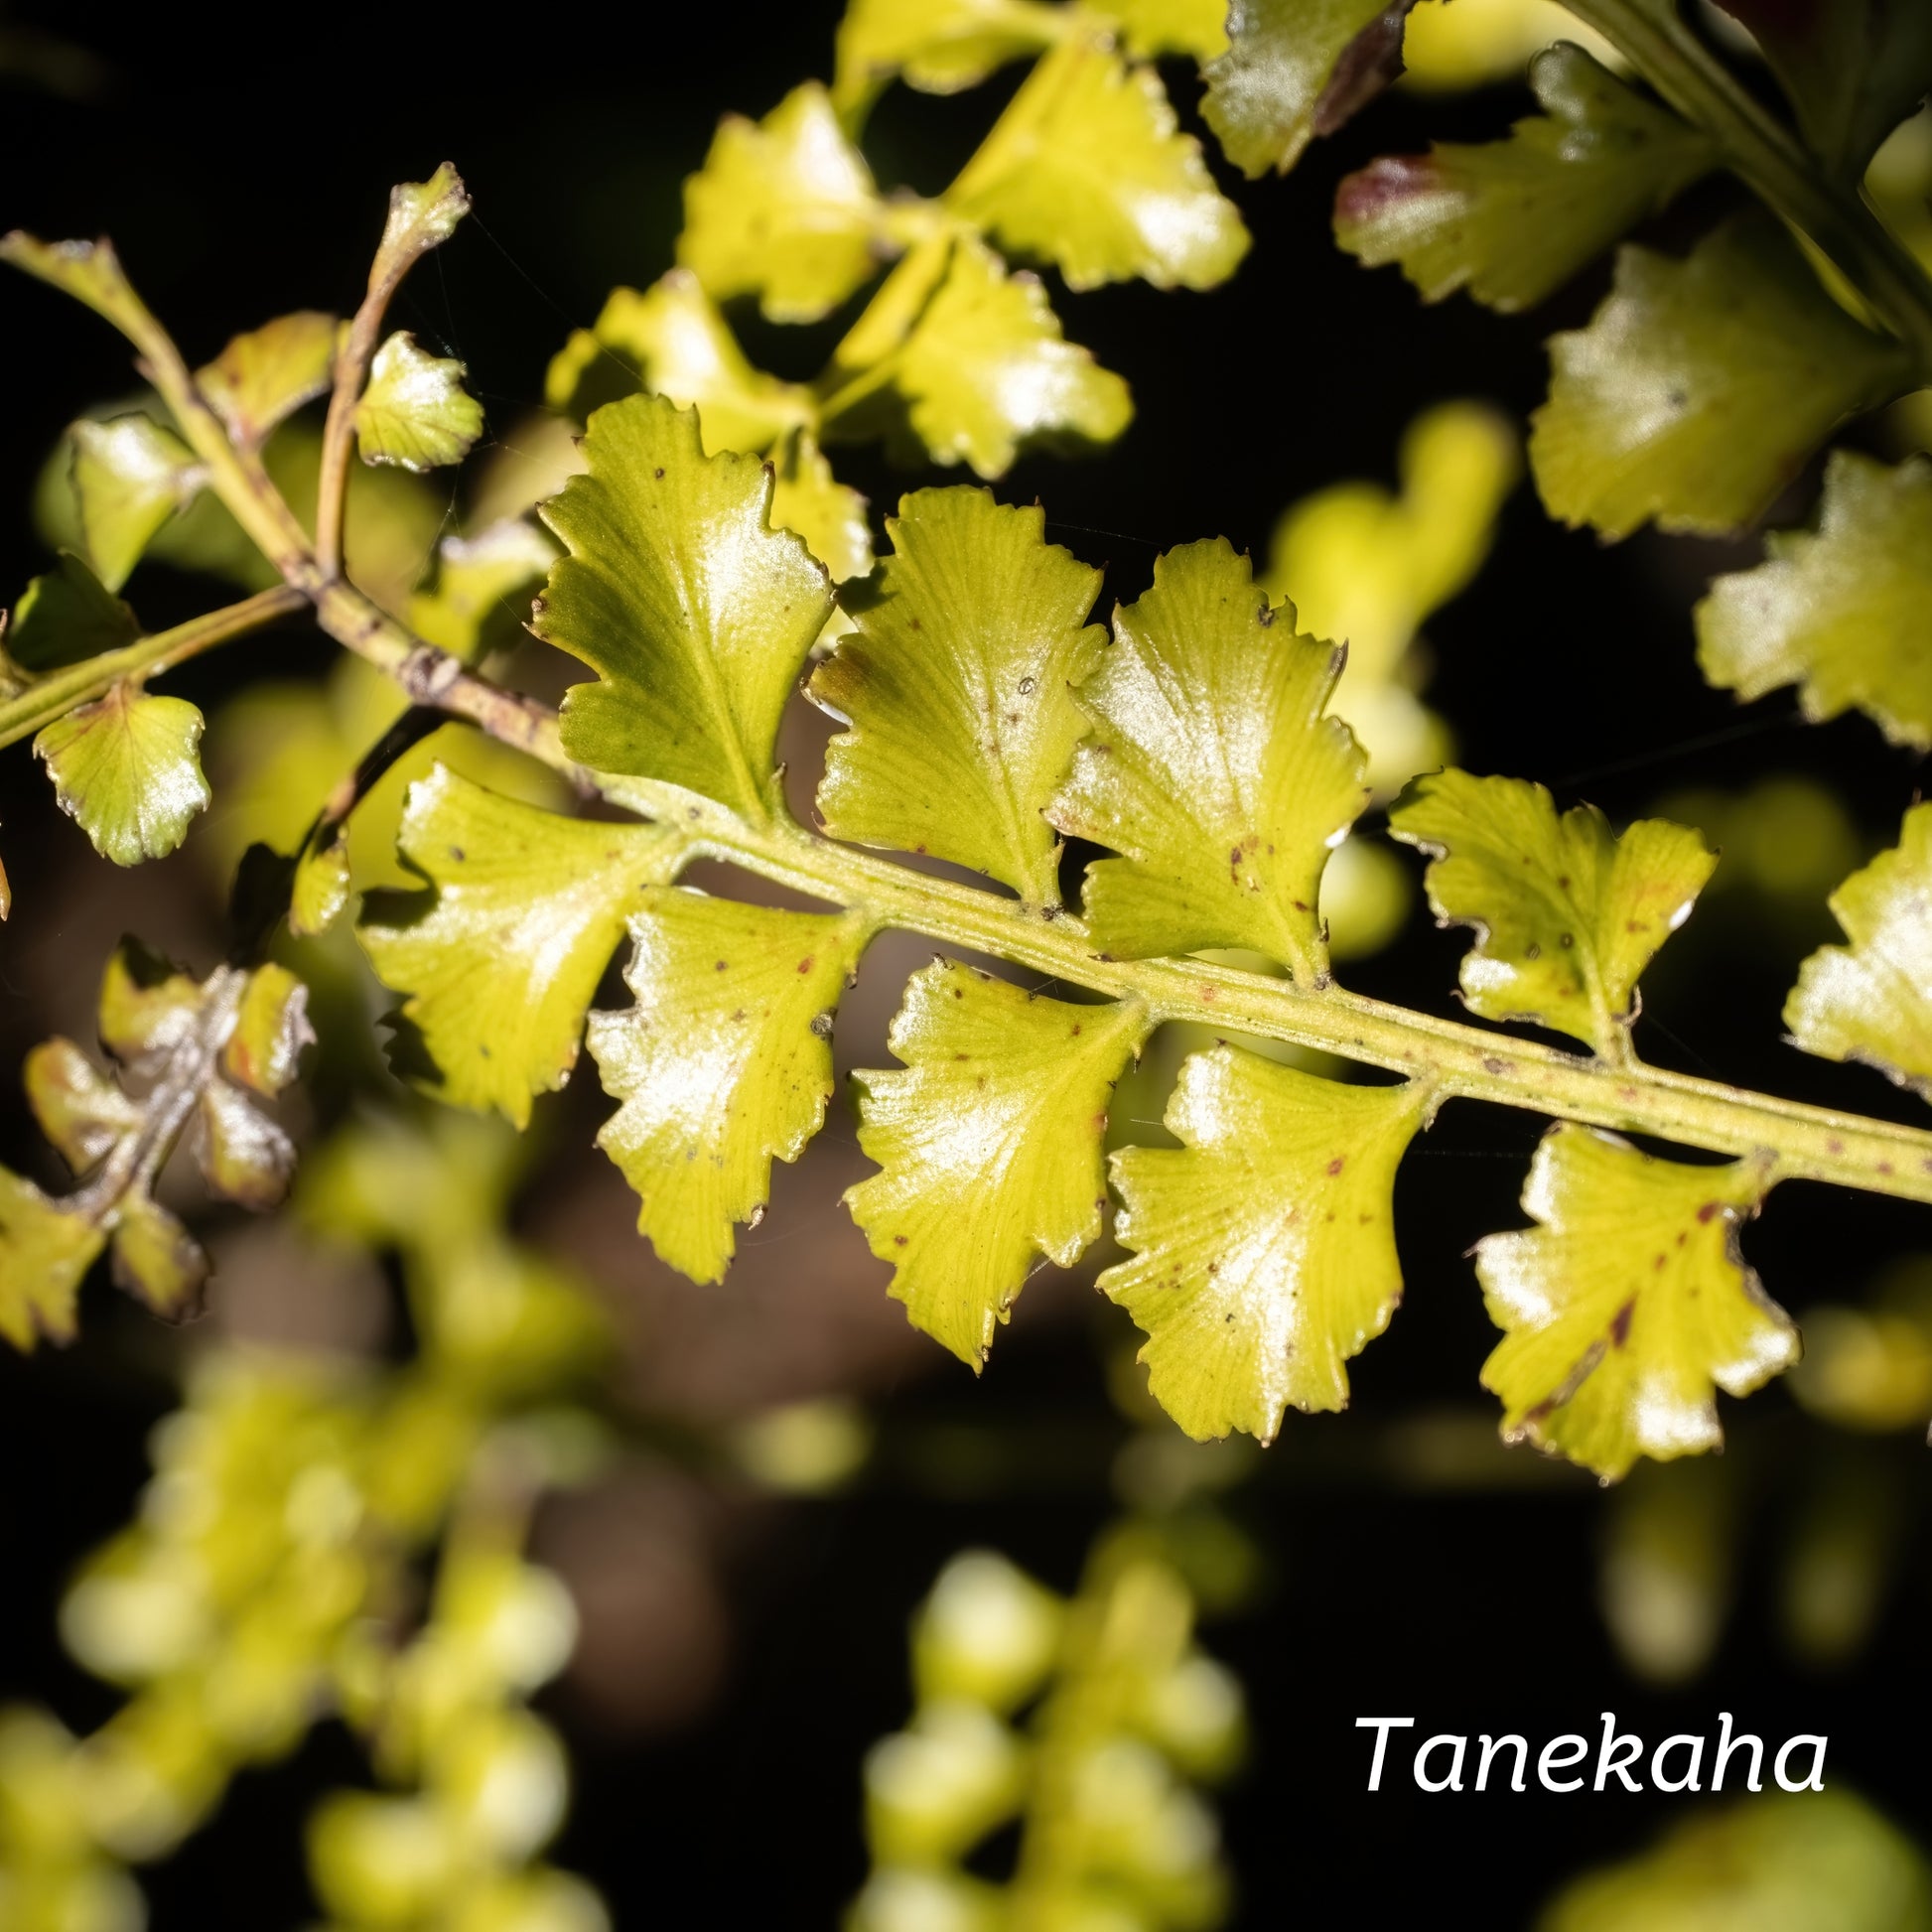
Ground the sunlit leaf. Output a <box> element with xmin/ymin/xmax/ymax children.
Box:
<box><xmin>69</xmin><ymin>414</ymin><xmax>205</xmax><ymax>591</ymax></box>
<box><xmin>825</xmin><ymin>235</ymin><xmax>1134</xmax><ymax>478</ymax></box>
<box><xmin>1047</xmin><ymin>539</ymin><xmax>1365</xmax><ymax>982</ymax></box>
<box><xmin>353</xmin><ymin>332</ymin><xmax>484</xmax><ymax>473</ymax></box>
<box><xmin>948</xmin><ymin>41</ymin><xmax>1250</xmax><ymax>292</ymax></box>
<box><xmin>1785</xmin><ymin>802</ymin><xmax>1932</xmax><ymax>1098</ymax></box>
<box><xmin>35</xmin><ymin>684</ymin><xmax>210</xmax><ymax>865</ymax></box>
<box><xmin>1715</xmin><ymin>0</ymin><xmax>1932</xmax><ymax>178</ymax></box>
<box><xmin>290</xmin><ymin>837</ymin><xmax>352</xmax><ymax>937</ymax></box>
<box><xmin>109</xmin><ymin>1187</ymin><xmax>208</xmax><ymax>1320</ymax></box>
<box><xmin>8</xmin><ymin>549</ymin><xmax>137</xmax><ymax>673</ymax></box>
<box><xmin>1697</xmin><ymin>450</ymin><xmax>1932</xmax><ymax>751</ymax></box>
<box><xmin>359</xmin><ymin>765</ymin><xmax>681</xmax><ymax>1128</ymax></box>
<box><xmin>196</xmin><ymin>311</ymin><xmax>340</xmax><ymax>450</ymax></box>
<box><xmin>1104</xmin><ymin>0</ymin><xmax>1231</xmax><ymax>61</ymax></box>
<box><xmin>1335</xmin><ymin>45</ymin><xmax>1715</xmax><ymax>312</ymax></box>
<box><xmin>0</xmin><ymin>1167</ymin><xmax>101</xmax><ymax>1349</ymax></box>
<box><xmin>832</xmin><ymin>0</ymin><xmax>1066</xmax><ymax>123</ymax></box>
<box><xmin>680</xmin><ymin>82</ymin><xmax>896</xmax><ymax>322</ymax></box>
<box><xmin>1529</xmin><ymin>211</ymin><xmax>1913</xmax><ymax>539</ymax></box>
<box><xmin>220</xmin><ymin>960</ymin><xmax>313</xmax><ymax>1098</ymax></box>
<box><xmin>1389</xmin><ymin>769</ymin><xmax>1715</xmax><ymax>1055</ymax></box>
<box><xmin>1477</xmin><ymin>1124</ymin><xmax>1793</xmax><ymax>1480</ymax></box>
<box><xmin>402</xmin><ymin>520</ymin><xmax>557</xmax><ymax>662</ymax></box>
<box><xmin>587</xmin><ymin>891</ymin><xmax>868</xmax><ymax>1283</ymax></box>
<box><xmin>810</xmin><ymin>487</ymin><xmax>1104</xmax><ymax>907</ymax></box>
<box><xmin>769</xmin><ymin>430</ymin><xmax>873</xmax><ymax>585</ymax></box>
<box><xmin>848</xmin><ymin>960</ymin><xmax>1149</xmax><ymax>1365</ymax></box>
<box><xmin>544</xmin><ymin>271</ymin><xmax>812</xmax><ymax>451</ymax></box>
<box><xmin>1103</xmin><ymin>1048</ymin><xmax>1429</xmax><ymax>1443</ymax></box>
<box><xmin>536</xmin><ymin>393</ymin><xmax>833</xmax><ymax>817</ymax></box>
<box><xmin>1203</xmin><ymin>0</ymin><xmax>1421</xmax><ymax>178</ymax></box>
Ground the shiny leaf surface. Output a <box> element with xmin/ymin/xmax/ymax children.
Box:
<box><xmin>769</xmin><ymin>430</ymin><xmax>873</xmax><ymax>584</ymax></box>
<box><xmin>833</xmin><ymin>0</ymin><xmax>1065</xmax><ymax>122</ymax></box>
<box><xmin>69</xmin><ymin>414</ymin><xmax>205</xmax><ymax>591</ymax></box>
<box><xmin>35</xmin><ymin>685</ymin><xmax>210</xmax><ymax>865</ymax></box>
<box><xmin>353</xmin><ymin>332</ymin><xmax>484</xmax><ymax>473</ymax></box>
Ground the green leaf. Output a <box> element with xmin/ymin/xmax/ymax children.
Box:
<box><xmin>848</xmin><ymin>960</ymin><xmax>1149</xmax><ymax>1365</ymax></box>
<box><xmin>1102</xmin><ymin>1048</ymin><xmax>1429</xmax><ymax>1443</ymax></box>
<box><xmin>193</xmin><ymin>1078</ymin><xmax>296</xmax><ymax>1210</ymax></box>
<box><xmin>1696</xmin><ymin>451</ymin><xmax>1932</xmax><ymax>751</ymax></box>
<box><xmin>403</xmin><ymin>519</ymin><xmax>557</xmax><ymax>662</ymax></box>
<box><xmin>832</xmin><ymin>0</ymin><xmax>1066</xmax><ymax>123</ymax></box>
<box><xmin>35</xmin><ymin>685</ymin><xmax>210</xmax><ymax>865</ymax></box>
<box><xmin>8</xmin><ymin>550</ymin><xmax>138</xmax><ymax>673</ymax></box>
<box><xmin>1714</xmin><ymin>0</ymin><xmax>1932</xmax><ymax>178</ymax></box>
<box><xmin>544</xmin><ymin>271</ymin><xmax>813</xmax><ymax>450</ymax></box>
<box><xmin>220</xmin><ymin>960</ymin><xmax>313</xmax><ymax>1098</ymax></box>
<box><xmin>1784</xmin><ymin>802</ymin><xmax>1932</xmax><ymax>1099</ymax></box>
<box><xmin>1202</xmin><ymin>0</ymin><xmax>1421</xmax><ymax>179</ymax></box>
<box><xmin>1477</xmin><ymin>1124</ymin><xmax>1793</xmax><ymax>1480</ymax></box>
<box><xmin>24</xmin><ymin>1036</ymin><xmax>140</xmax><ymax>1173</ymax></box>
<box><xmin>69</xmin><ymin>414</ymin><xmax>206</xmax><ymax>591</ymax></box>
<box><xmin>536</xmin><ymin>393</ymin><xmax>833</xmax><ymax>817</ymax></box>
<box><xmin>825</xmin><ymin>235</ymin><xmax>1134</xmax><ymax>478</ymax></box>
<box><xmin>1528</xmin><ymin>211</ymin><xmax>1913</xmax><ymax>540</ymax></box>
<box><xmin>359</xmin><ymin>765</ymin><xmax>681</xmax><ymax>1128</ymax></box>
<box><xmin>1388</xmin><ymin>769</ymin><xmax>1715</xmax><ymax>1055</ymax></box>
<box><xmin>371</xmin><ymin>163</ymin><xmax>471</xmax><ymax>282</ymax></box>
<box><xmin>290</xmin><ymin>837</ymin><xmax>352</xmax><ymax>937</ymax></box>
<box><xmin>679</xmin><ymin>82</ymin><xmax>896</xmax><ymax>322</ymax></box>
<box><xmin>810</xmin><ymin>488</ymin><xmax>1104</xmax><ymax>907</ymax></box>
<box><xmin>0</xmin><ymin>232</ymin><xmax>142</xmax><ymax>333</ymax></box>
<box><xmin>196</xmin><ymin>311</ymin><xmax>341</xmax><ymax>450</ymax></box>
<box><xmin>586</xmin><ymin>891</ymin><xmax>868</xmax><ymax>1283</ymax></box>
<box><xmin>97</xmin><ymin>934</ymin><xmax>204</xmax><ymax>1064</ymax></box>
<box><xmin>1335</xmin><ymin>45</ymin><xmax>1715</xmax><ymax>313</ymax></box>
<box><xmin>769</xmin><ymin>431</ymin><xmax>873</xmax><ymax>585</ymax></box>
<box><xmin>1046</xmin><ymin>539</ymin><xmax>1366</xmax><ymax>982</ymax></box>
<box><xmin>0</xmin><ymin>1167</ymin><xmax>102</xmax><ymax>1349</ymax></box>
<box><xmin>948</xmin><ymin>41</ymin><xmax>1250</xmax><ymax>292</ymax></box>
<box><xmin>109</xmin><ymin>1187</ymin><xmax>207</xmax><ymax>1320</ymax></box>
<box><xmin>353</xmin><ymin>332</ymin><xmax>484</xmax><ymax>473</ymax></box>
<box><xmin>1103</xmin><ymin>0</ymin><xmax>1230</xmax><ymax>61</ymax></box>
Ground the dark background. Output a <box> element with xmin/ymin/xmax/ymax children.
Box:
<box><xmin>2</xmin><ymin>1</ymin><xmax>1929</xmax><ymax>1924</ymax></box>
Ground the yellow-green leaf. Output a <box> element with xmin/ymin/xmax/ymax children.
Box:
<box><xmin>544</xmin><ymin>271</ymin><xmax>813</xmax><ymax>450</ymax></box>
<box><xmin>24</xmin><ymin>1036</ymin><xmax>140</xmax><ymax>1173</ymax></box>
<box><xmin>1389</xmin><ymin>769</ymin><xmax>1715</xmax><ymax>1055</ymax></box>
<box><xmin>372</xmin><ymin>163</ymin><xmax>471</xmax><ymax>281</ymax></box>
<box><xmin>220</xmin><ymin>961</ymin><xmax>313</xmax><ymax>1097</ymax></box>
<box><xmin>196</xmin><ymin>311</ymin><xmax>341</xmax><ymax>450</ymax></box>
<box><xmin>848</xmin><ymin>960</ymin><xmax>1149</xmax><ymax>1365</ymax></box>
<box><xmin>680</xmin><ymin>82</ymin><xmax>896</xmax><ymax>322</ymax></box>
<box><xmin>35</xmin><ymin>685</ymin><xmax>210</xmax><ymax>865</ymax></box>
<box><xmin>353</xmin><ymin>332</ymin><xmax>484</xmax><ymax>473</ymax></box>
<box><xmin>109</xmin><ymin>1187</ymin><xmax>207</xmax><ymax>1321</ymax></box>
<box><xmin>810</xmin><ymin>488</ymin><xmax>1104</xmax><ymax>907</ymax></box>
<box><xmin>1697</xmin><ymin>451</ymin><xmax>1932</xmax><ymax>751</ymax></box>
<box><xmin>1103</xmin><ymin>0</ymin><xmax>1230</xmax><ymax>61</ymax></box>
<box><xmin>403</xmin><ymin>520</ymin><xmax>558</xmax><ymax>662</ymax></box>
<box><xmin>1529</xmin><ymin>211</ymin><xmax>1913</xmax><ymax>540</ymax></box>
<box><xmin>0</xmin><ymin>1166</ymin><xmax>102</xmax><ymax>1349</ymax></box>
<box><xmin>948</xmin><ymin>41</ymin><xmax>1249</xmax><ymax>292</ymax></box>
<box><xmin>769</xmin><ymin>431</ymin><xmax>873</xmax><ymax>585</ymax></box>
<box><xmin>1203</xmin><ymin>0</ymin><xmax>1420</xmax><ymax>179</ymax></box>
<box><xmin>1477</xmin><ymin>1124</ymin><xmax>1794</xmax><ymax>1480</ymax></box>
<box><xmin>1102</xmin><ymin>1048</ymin><xmax>1429</xmax><ymax>1443</ymax></box>
<box><xmin>832</xmin><ymin>0</ymin><xmax>1066</xmax><ymax>123</ymax></box>
<box><xmin>69</xmin><ymin>414</ymin><xmax>206</xmax><ymax>591</ymax></box>
<box><xmin>1047</xmin><ymin>539</ymin><xmax>1366</xmax><ymax>982</ymax></box>
<box><xmin>587</xmin><ymin>891</ymin><xmax>868</xmax><ymax>1283</ymax></box>
<box><xmin>98</xmin><ymin>935</ymin><xmax>203</xmax><ymax>1064</ymax></box>
<box><xmin>290</xmin><ymin>837</ymin><xmax>352</xmax><ymax>937</ymax></box>
<box><xmin>359</xmin><ymin>766</ymin><xmax>681</xmax><ymax>1128</ymax></box>
<box><xmin>0</xmin><ymin>232</ymin><xmax>143</xmax><ymax>334</ymax></box>
<box><xmin>1784</xmin><ymin>802</ymin><xmax>1932</xmax><ymax>1098</ymax></box>
<box><xmin>194</xmin><ymin>1078</ymin><xmax>296</xmax><ymax>1210</ymax></box>
<box><xmin>1335</xmin><ymin>45</ymin><xmax>1715</xmax><ymax>312</ymax></box>
<box><xmin>536</xmin><ymin>393</ymin><xmax>833</xmax><ymax>816</ymax></box>
<box><xmin>8</xmin><ymin>550</ymin><xmax>138</xmax><ymax>673</ymax></box>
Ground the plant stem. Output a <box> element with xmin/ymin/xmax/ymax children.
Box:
<box><xmin>1563</xmin><ymin>0</ymin><xmax>1932</xmax><ymax>377</ymax></box>
<box><xmin>0</xmin><ymin>585</ymin><xmax>306</xmax><ymax>751</ymax></box>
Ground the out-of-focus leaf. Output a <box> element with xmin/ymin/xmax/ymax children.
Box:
<box><xmin>353</xmin><ymin>332</ymin><xmax>483</xmax><ymax>473</ymax></box>
<box><xmin>402</xmin><ymin>520</ymin><xmax>557</xmax><ymax>663</ymax></box>
<box><xmin>769</xmin><ymin>431</ymin><xmax>873</xmax><ymax>584</ymax></box>
<box><xmin>109</xmin><ymin>1188</ymin><xmax>207</xmax><ymax>1320</ymax></box>
<box><xmin>1785</xmin><ymin>802</ymin><xmax>1932</xmax><ymax>1098</ymax></box>
<box><xmin>1477</xmin><ymin>1124</ymin><xmax>1792</xmax><ymax>1481</ymax></box>
<box><xmin>1529</xmin><ymin>211</ymin><xmax>1913</xmax><ymax>540</ymax></box>
<box><xmin>1697</xmin><ymin>451</ymin><xmax>1932</xmax><ymax>750</ymax></box>
<box><xmin>0</xmin><ymin>1167</ymin><xmax>102</xmax><ymax>1348</ymax></box>
<box><xmin>1714</xmin><ymin>0</ymin><xmax>1932</xmax><ymax>178</ymax></box>
<box><xmin>35</xmin><ymin>685</ymin><xmax>210</xmax><ymax>865</ymax></box>
<box><xmin>69</xmin><ymin>414</ymin><xmax>205</xmax><ymax>590</ymax></box>
<box><xmin>371</xmin><ymin>163</ymin><xmax>471</xmax><ymax>281</ymax></box>
<box><xmin>1399</xmin><ymin>0</ymin><xmax>1620</xmax><ymax>91</ymax></box>
<box><xmin>25</xmin><ymin>1035</ymin><xmax>141</xmax><ymax>1172</ymax></box>
<box><xmin>1048</xmin><ymin>539</ymin><xmax>1365</xmax><ymax>982</ymax></box>
<box><xmin>221</xmin><ymin>960</ymin><xmax>312</xmax><ymax>1098</ymax></box>
<box><xmin>848</xmin><ymin>960</ymin><xmax>1148</xmax><ymax>1365</ymax></box>
<box><xmin>587</xmin><ymin>891</ymin><xmax>867</xmax><ymax>1283</ymax></box>
<box><xmin>1203</xmin><ymin>0</ymin><xmax>1422</xmax><ymax>179</ymax></box>
<box><xmin>7</xmin><ymin>550</ymin><xmax>137</xmax><ymax>673</ymax></box>
<box><xmin>359</xmin><ymin>765</ymin><xmax>681</xmax><ymax>1129</ymax></box>
<box><xmin>1105</xmin><ymin>0</ymin><xmax>1230</xmax><ymax>61</ymax></box>
<box><xmin>948</xmin><ymin>41</ymin><xmax>1250</xmax><ymax>292</ymax></box>
<box><xmin>810</xmin><ymin>488</ymin><xmax>1103</xmax><ymax>907</ymax></box>
<box><xmin>0</xmin><ymin>231</ymin><xmax>143</xmax><ymax>334</ymax></box>
<box><xmin>194</xmin><ymin>1077</ymin><xmax>297</xmax><ymax>1210</ymax></box>
<box><xmin>1102</xmin><ymin>1048</ymin><xmax>1429</xmax><ymax>1442</ymax></box>
<box><xmin>1335</xmin><ymin>45</ymin><xmax>1714</xmax><ymax>312</ymax></box>
<box><xmin>832</xmin><ymin>0</ymin><xmax>1066</xmax><ymax>123</ymax></box>
<box><xmin>536</xmin><ymin>394</ymin><xmax>832</xmax><ymax>815</ymax></box>
<box><xmin>680</xmin><ymin>82</ymin><xmax>896</xmax><ymax>322</ymax></box>
<box><xmin>97</xmin><ymin>935</ymin><xmax>204</xmax><ymax>1063</ymax></box>
<box><xmin>196</xmin><ymin>311</ymin><xmax>340</xmax><ymax>450</ymax></box>
<box><xmin>1390</xmin><ymin>769</ymin><xmax>1715</xmax><ymax>1055</ymax></box>
<box><xmin>544</xmin><ymin>271</ymin><xmax>812</xmax><ymax>451</ymax></box>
